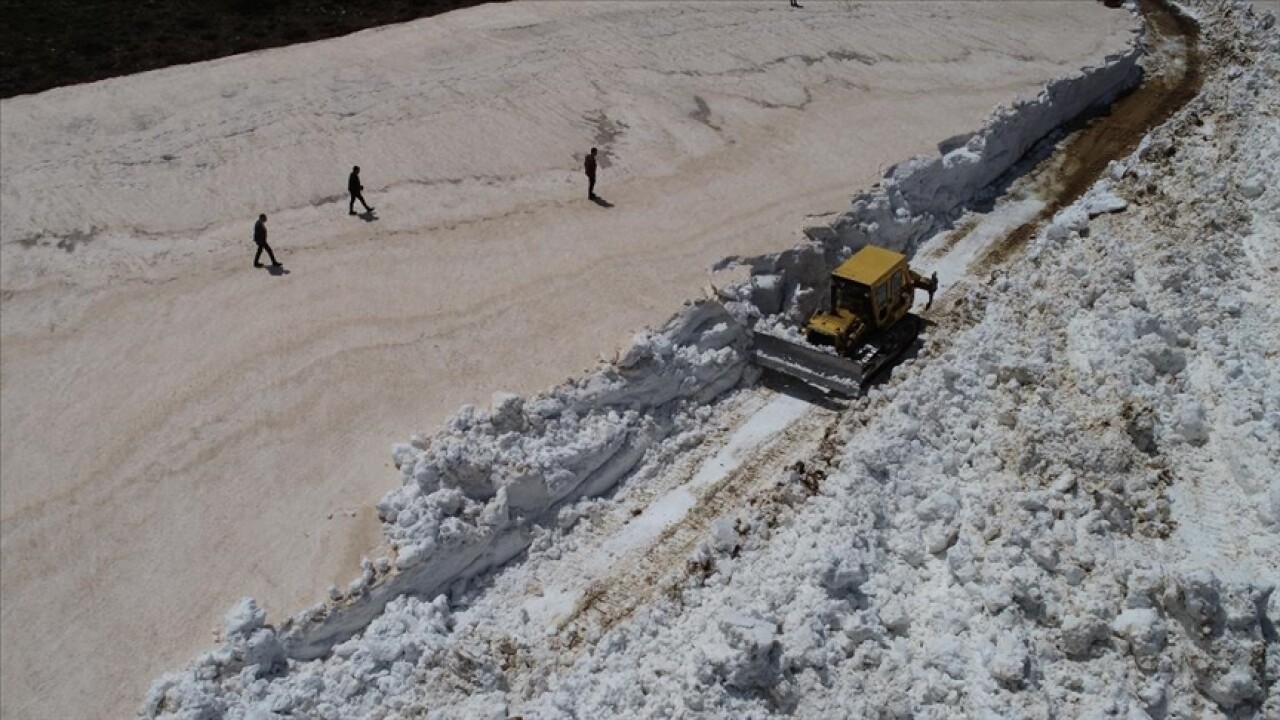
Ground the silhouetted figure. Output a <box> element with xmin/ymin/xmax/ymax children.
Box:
<box><xmin>349</xmin><ymin>166</ymin><xmax>373</xmax><ymax>215</ymax></box>
<box><xmin>790</xmin><ymin>0</ymin><xmax>802</xmax><ymax>7</ymax></box>
<box><xmin>584</xmin><ymin>147</ymin><xmax>599</xmax><ymax>199</ymax></box>
<box><xmin>253</xmin><ymin>214</ymin><xmax>279</xmax><ymax>268</ymax></box>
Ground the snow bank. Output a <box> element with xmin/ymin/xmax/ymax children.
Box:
<box><xmin>719</xmin><ymin>22</ymin><xmax>1145</xmax><ymax>324</ymax></box>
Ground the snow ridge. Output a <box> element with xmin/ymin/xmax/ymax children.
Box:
<box><xmin>276</xmin><ymin>299</ymin><xmax>751</xmax><ymax>660</ymax></box>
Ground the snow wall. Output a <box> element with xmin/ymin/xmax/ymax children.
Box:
<box><xmin>266</xmin><ymin>24</ymin><xmax>1146</xmax><ymax>664</ymax></box>
<box><xmin>719</xmin><ymin>32</ymin><xmax>1145</xmax><ymax>325</ymax></box>
<box><xmin>279</xmin><ymin>299</ymin><xmax>752</xmax><ymax>659</ymax></box>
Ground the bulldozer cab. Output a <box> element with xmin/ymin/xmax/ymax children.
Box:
<box><xmin>832</xmin><ymin>279</ymin><xmax>872</xmax><ymax>321</ymax></box>
<box><xmin>829</xmin><ymin>245</ymin><xmax>913</xmax><ymax>331</ymax></box>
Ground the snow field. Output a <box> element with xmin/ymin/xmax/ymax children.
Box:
<box><xmin>141</xmin><ymin>1</ymin><xmax>1280</xmax><ymax>718</ymax></box>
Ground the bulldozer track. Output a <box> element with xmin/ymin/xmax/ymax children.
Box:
<box><xmin>563</xmin><ymin>410</ymin><xmax>838</xmax><ymax>640</ymax></box>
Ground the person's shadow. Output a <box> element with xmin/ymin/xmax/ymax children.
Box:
<box><xmin>359</xmin><ymin>210</ymin><xmax>379</xmax><ymax>222</ymax></box>
<box><xmin>590</xmin><ymin>195</ymin><xmax>614</xmax><ymax>208</ymax></box>
<box><xmin>266</xmin><ymin>264</ymin><xmax>290</xmax><ymax>276</ymax></box>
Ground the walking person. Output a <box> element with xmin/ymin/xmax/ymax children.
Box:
<box><xmin>253</xmin><ymin>213</ymin><xmax>279</xmax><ymax>268</ymax></box>
<box><xmin>348</xmin><ymin>165</ymin><xmax>373</xmax><ymax>215</ymax></box>
<box><xmin>584</xmin><ymin>147</ymin><xmax>599</xmax><ymax>200</ymax></box>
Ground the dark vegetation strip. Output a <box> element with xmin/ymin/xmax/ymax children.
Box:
<box><xmin>1</xmin><ymin>0</ymin><xmax>504</xmax><ymax>99</ymax></box>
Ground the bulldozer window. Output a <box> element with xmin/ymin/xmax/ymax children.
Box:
<box><xmin>874</xmin><ymin>282</ymin><xmax>888</xmax><ymax>311</ymax></box>
<box><xmin>890</xmin><ymin>270</ymin><xmax>903</xmax><ymax>296</ymax></box>
<box><xmin>839</xmin><ymin>283</ymin><xmax>870</xmax><ymax>313</ymax></box>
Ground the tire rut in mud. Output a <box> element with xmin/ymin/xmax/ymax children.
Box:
<box><xmin>569</xmin><ymin>410</ymin><xmax>835</xmax><ymax>633</ymax></box>
<box><xmin>975</xmin><ymin>0</ymin><xmax>1203</xmax><ymax>272</ymax></box>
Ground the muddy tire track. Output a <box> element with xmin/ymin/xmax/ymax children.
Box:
<box><xmin>563</xmin><ymin>412</ymin><xmax>836</xmax><ymax>637</ymax></box>
<box><xmin>975</xmin><ymin>0</ymin><xmax>1203</xmax><ymax>272</ymax></box>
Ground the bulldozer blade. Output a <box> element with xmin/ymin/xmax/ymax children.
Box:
<box><xmin>752</xmin><ymin>332</ymin><xmax>864</xmax><ymax>397</ymax></box>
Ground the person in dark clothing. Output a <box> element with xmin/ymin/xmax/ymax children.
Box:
<box><xmin>253</xmin><ymin>214</ymin><xmax>279</xmax><ymax>267</ymax></box>
<box><xmin>348</xmin><ymin>166</ymin><xmax>373</xmax><ymax>215</ymax></box>
<box><xmin>584</xmin><ymin>147</ymin><xmax>598</xmax><ymax>199</ymax></box>
<box><xmin>790</xmin><ymin>0</ymin><xmax>802</xmax><ymax>7</ymax></box>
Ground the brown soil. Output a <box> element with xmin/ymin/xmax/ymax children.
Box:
<box><xmin>975</xmin><ymin>0</ymin><xmax>1203</xmax><ymax>272</ymax></box>
<box><xmin>924</xmin><ymin>213</ymin><xmax>983</xmax><ymax>260</ymax></box>
<box><xmin>0</xmin><ymin>0</ymin><xmax>502</xmax><ymax>99</ymax></box>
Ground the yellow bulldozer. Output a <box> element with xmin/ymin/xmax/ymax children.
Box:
<box><xmin>753</xmin><ymin>245</ymin><xmax>937</xmax><ymax>396</ymax></box>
